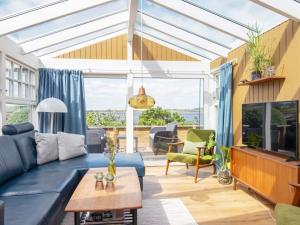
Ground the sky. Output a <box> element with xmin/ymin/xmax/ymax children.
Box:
<box><xmin>0</xmin><ymin>0</ymin><xmax>288</xmax><ymax>110</ymax></box>
<box><xmin>84</xmin><ymin>78</ymin><xmax>203</xmax><ymax>110</ymax></box>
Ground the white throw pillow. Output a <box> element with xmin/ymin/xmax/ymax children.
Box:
<box><xmin>35</xmin><ymin>133</ymin><xmax>59</xmax><ymax>165</ymax></box>
<box><xmin>57</xmin><ymin>132</ymin><xmax>87</xmax><ymax>160</ymax></box>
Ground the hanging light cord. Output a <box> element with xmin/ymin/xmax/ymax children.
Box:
<box><xmin>140</xmin><ymin>0</ymin><xmax>143</xmax><ymax>86</ymax></box>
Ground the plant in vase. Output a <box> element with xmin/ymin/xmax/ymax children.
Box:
<box><xmin>105</xmin><ymin>136</ymin><xmax>117</xmax><ymax>178</ymax></box>
<box><xmin>216</xmin><ymin>146</ymin><xmax>232</xmax><ymax>185</ymax></box>
<box><xmin>247</xmin><ymin>24</ymin><xmax>273</xmax><ymax>80</ymax></box>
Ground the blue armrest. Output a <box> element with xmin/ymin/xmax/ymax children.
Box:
<box><xmin>0</xmin><ymin>200</ymin><xmax>4</xmax><ymax>225</ymax></box>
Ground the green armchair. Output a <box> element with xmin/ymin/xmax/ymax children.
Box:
<box><xmin>165</xmin><ymin>129</ymin><xmax>216</xmax><ymax>183</ymax></box>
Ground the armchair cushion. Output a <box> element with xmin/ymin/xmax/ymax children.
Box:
<box><xmin>275</xmin><ymin>203</ymin><xmax>300</xmax><ymax>225</ymax></box>
<box><xmin>182</xmin><ymin>141</ymin><xmax>206</xmax><ymax>155</ymax></box>
<box><xmin>166</xmin><ymin>153</ymin><xmax>213</xmax><ymax>165</ymax></box>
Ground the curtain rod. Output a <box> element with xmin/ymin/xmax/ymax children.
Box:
<box><xmin>210</xmin><ymin>58</ymin><xmax>237</xmax><ymax>75</ymax></box>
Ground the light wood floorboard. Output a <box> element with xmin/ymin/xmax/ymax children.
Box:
<box><xmin>143</xmin><ymin>165</ymin><xmax>275</xmax><ymax>225</ymax></box>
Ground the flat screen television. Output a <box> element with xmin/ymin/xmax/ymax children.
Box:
<box><xmin>242</xmin><ymin>100</ymin><xmax>298</xmax><ymax>159</ymax></box>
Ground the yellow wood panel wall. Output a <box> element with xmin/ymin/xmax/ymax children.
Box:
<box><xmin>57</xmin><ymin>34</ymin><xmax>128</xmax><ymax>60</ymax></box>
<box><xmin>57</xmin><ymin>34</ymin><xmax>196</xmax><ymax>61</ymax></box>
<box><xmin>210</xmin><ymin>20</ymin><xmax>300</xmax><ymax>155</ymax></box>
<box><xmin>132</xmin><ymin>35</ymin><xmax>196</xmax><ymax>61</ymax></box>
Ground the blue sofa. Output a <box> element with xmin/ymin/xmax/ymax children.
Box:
<box><xmin>0</xmin><ymin>123</ymin><xmax>145</xmax><ymax>225</ymax></box>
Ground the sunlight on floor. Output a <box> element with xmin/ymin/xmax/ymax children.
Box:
<box><xmin>143</xmin><ymin>166</ymin><xmax>275</xmax><ymax>225</ymax></box>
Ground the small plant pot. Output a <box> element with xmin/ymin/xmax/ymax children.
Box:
<box><xmin>251</xmin><ymin>71</ymin><xmax>261</xmax><ymax>80</ymax></box>
<box><xmin>217</xmin><ymin>170</ymin><xmax>233</xmax><ymax>185</ymax></box>
<box><xmin>95</xmin><ymin>181</ymin><xmax>104</xmax><ymax>191</ymax></box>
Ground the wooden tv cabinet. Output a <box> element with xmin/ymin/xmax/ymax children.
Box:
<box><xmin>231</xmin><ymin>146</ymin><xmax>300</xmax><ymax>205</ymax></box>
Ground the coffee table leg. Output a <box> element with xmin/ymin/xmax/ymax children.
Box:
<box><xmin>74</xmin><ymin>212</ymin><xmax>80</xmax><ymax>225</ymax></box>
<box><xmin>131</xmin><ymin>209</ymin><xmax>137</xmax><ymax>225</ymax></box>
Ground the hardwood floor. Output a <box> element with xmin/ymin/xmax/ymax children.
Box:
<box><xmin>143</xmin><ymin>165</ymin><xmax>275</xmax><ymax>225</ymax></box>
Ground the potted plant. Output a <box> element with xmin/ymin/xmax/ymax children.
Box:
<box><xmin>216</xmin><ymin>146</ymin><xmax>232</xmax><ymax>185</ymax></box>
<box><xmin>247</xmin><ymin>24</ymin><xmax>273</xmax><ymax>80</ymax></box>
<box><xmin>206</xmin><ymin>133</ymin><xmax>216</xmax><ymax>154</ymax></box>
<box><xmin>105</xmin><ymin>136</ymin><xmax>117</xmax><ymax>177</ymax></box>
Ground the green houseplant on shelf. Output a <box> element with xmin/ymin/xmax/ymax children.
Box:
<box><xmin>247</xmin><ymin>24</ymin><xmax>273</xmax><ymax>80</ymax></box>
<box><xmin>216</xmin><ymin>146</ymin><xmax>232</xmax><ymax>185</ymax></box>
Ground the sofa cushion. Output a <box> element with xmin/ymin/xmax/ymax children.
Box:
<box><xmin>275</xmin><ymin>203</ymin><xmax>300</xmax><ymax>225</ymax></box>
<box><xmin>0</xmin><ymin>168</ymin><xmax>78</xmax><ymax>197</ymax></box>
<box><xmin>0</xmin><ymin>193</ymin><xmax>60</xmax><ymax>225</ymax></box>
<box><xmin>2</xmin><ymin>122</ymin><xmax>34</xmax><ymax>135</ymax></box>
<box><xmin>13</xmin><ymin>130</ymin><xmax>37</xmax><ymax>171</ymax></box>
<box><xmin>57</xmin><ymin>132</ymin><xmax>87</xmax><ymax>160</ymax></box>
<box><xmin>35</xmin><ymin>133</ymin><xmax>59</xmax><ymax>165</ymax></box>
<box><xmin>0</xmin><ymin>136</ymin><xmax>24</xmax><ymax>185</ymax></box>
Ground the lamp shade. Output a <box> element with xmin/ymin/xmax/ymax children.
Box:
<box><xmin>36</xmin><ymin>97</ymin><xmax>68</xmax><ymax>113</ymax></box>
<box><xmin>128</xmin><ymin>86</ymin><xmax>155</xmax><ymax>109</ymax></box>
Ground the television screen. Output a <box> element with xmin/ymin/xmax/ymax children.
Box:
<box><xmin>269</xmin><ymin>101</ymin><xmax>298</xmax><ymax>158</ymax></box>
<box><xmin>242</xmin><ymin>101</ymin><xmax>298</xmax><ymax>159</ymax></box>
<box><xmin>242</xmin><ymin>103</ymin><xmax>265</xmax><ymax>148</ymax></box>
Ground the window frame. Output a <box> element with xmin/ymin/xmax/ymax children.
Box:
<box><xmin>2</xmin><ymin>57</ymin><xmax>37</xmax><ymax>126</ymax></box>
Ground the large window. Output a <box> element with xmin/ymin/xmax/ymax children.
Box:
<box><xmin>3</xmin><ymin>58</ymin><xmax>36</xmax><ymax>125</ymax></box>
<box><xmin>84</xmin><ymin>77</ymin><xmax>205</xmax><ymax>127</ymax></box>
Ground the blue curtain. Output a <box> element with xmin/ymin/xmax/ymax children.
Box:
<box><xmin>37</xmin><ymin>68</ymin><xmax>86</xmax><ymax>136</ymax></box>
<box><xmin>216</xmin><ymin>63</ymin><xmax>233</xmax><ymax>169</ymax></box>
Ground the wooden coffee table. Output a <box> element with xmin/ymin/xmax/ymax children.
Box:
<box><xmin>65</xmin><ymin>167</ymin><xmax>142</xmax><ymax>225</ymax></box>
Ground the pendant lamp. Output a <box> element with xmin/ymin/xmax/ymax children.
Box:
<box><xmin>128</xmin><ymin>0</ymin><xmax>155</xmax><ymax>109</ymax></box>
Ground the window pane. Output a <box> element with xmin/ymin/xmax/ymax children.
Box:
<box><xmin>25</xmin><ymin>84</ymin><xmax>30</xmax><ymax>99</ymax></box>
<box><xmin>31</xmin><ymin>86</ymin><xmax>36</xmax><ymax>100</ymax></box>
<box><xmin>13</xmin><ymin>82</ymin><xmax>19</xmax><ymax>97</ymax></box>
<box><xmin>34</xmin><ymin>22</ymin><xmax>127</xmax><ymax>57</ymax></box>
<box><xmin>6</xmin><ymin>104</ymin><xmax>31</xmax><ymax>125</ymax></box>
<box><xmin>136</xmin><ymin>23</ymin><xmax>218</xmax><ymax>60</ymax></box>
<box><xmin>186</xmin><ymin>0</ymin><xmax>287</xmax><ymax>31</ymax></box>
<box><xmin>142</xmin><ymin>0</ymin><xmax>237</xmax><ymax>48</ymax></box>
<box><xmin>30</xmin><ymin>71</ymin><xmax>36</xmax><ymax>85</ymax></box>
<box><xmin>133</xmin><ymin>78</ymin><xmax>204</xmax><ymax>127</ymax></box>
<box><xmin>84</xmin><ymin>78</ymin><xmax>127</xmax><ymax>127</ymax></box>
<box><xmin>21</xmin><ymin>84</ymin><xmax>26</xmax><ymax>98</ymax></box>
<box><xmin>13</xmin><ymin>63</ymin><xmax>21</xmax><ymax>80</ymax></box>
<box><xmin>10</xmin><ymin>0</ymin><xmax>128</xmax><ymax>43</ymax></box>
<box><xmin>5</xmin><ymin>79</ymin><xmax>10</xmax><ymax>96</ymax></box>
<box><xmin>0</xmin><ymin>0</ymin><xmax>60</xmax><ymax>19</ymax></box>
<box><xmin>21</xmin><ymin>67</ymin><xmax>28</xmax><ymax>82</ymax></box>
<box><xmin>5</xmin><ymin>60</ymin><xmax>12</xmax><ymax>78</ymax></box>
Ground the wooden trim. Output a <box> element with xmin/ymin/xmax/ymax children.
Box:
<box><xmin>238</xmin><ymin>76</ymin><xmax>285</xmax><ymax>86</ymax></box>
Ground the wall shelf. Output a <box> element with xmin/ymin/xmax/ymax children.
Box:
<box><xmin>238</xmin><ymin>76</ymin><xmax>285</xmax><ymax>86</ymax></box>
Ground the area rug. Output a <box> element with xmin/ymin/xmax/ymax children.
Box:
<box><xmin>138</xmin><ymin>198</ymin><xmax>198</xmax><ymax>225</ymax></box>
<box><xmin>61</xmin><ymin>198</ymin><xmax>197</xmax><ymax>225</ymax></box>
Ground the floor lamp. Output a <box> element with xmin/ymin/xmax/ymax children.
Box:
<box><xmin>36</xmin><ymin>97</ymin><xmax>68</xmax><ymax>133</ymax></box>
